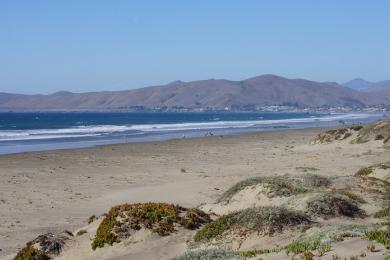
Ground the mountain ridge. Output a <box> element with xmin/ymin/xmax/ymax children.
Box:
<box><xmin>343</xmin><ymin>78</ymin><xmax>390</xmax><ymax>94</ymax></box>
<box><xmin>1</xmin><ymin>74</ymin><xmax>389</xmax><ymax>112</ymax></box>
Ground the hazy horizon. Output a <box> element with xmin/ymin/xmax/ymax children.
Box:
<box><xmin>1</xmin><ymin>1</ymin><xmax>390</xmax><ymax>94</ymax></box>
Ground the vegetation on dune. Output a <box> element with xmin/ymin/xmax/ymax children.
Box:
<box><xmin>295</xmin><ymin>166</ymin><xmax>320</xmax><ymax>172</ymax></box>
<box><xmin>91</xmin><ymin>202</ymin><xmax>210</xmax><ymax>250</ymax></box>
<box><xmin>285</xmin><ymin>239</ymin><xmax>330</xmax><ymax>256</ymax></box>
<box><xmin>351</xmin><ymin>120</ymin><xmax>390</xmax><ymax>144</ymax></box>
<box><xmin>374</xmin><ymin>203</ymin><xmax>390</xmax><ymax>218</ymax></box>
<box><xmin>13</xmin><ymin>243</ymin><xmax>49</xmax><ymax>260</ymax></box>
<box><xmin>365</xmin><ymin>229</ymin><xmax>390</xmax><ymax>249</ymax></box>
<box><xmin>188</xmin><ymin>225</ymin><xmax>388</xmax><ymax>259</ymax></box>
<box><xmin>174</xmin><ymin>249</ymin><xmax>240</xmax><ymax>260</ymax></box>
<box><xmin>87</xmin><ymin>215</ymin><xmax>96</xmax><ymax>224</ymax></box>
<box><xmin>355</xmin><ymin>162</ymin><xmax>390</xmax><ymax>198</ymax></box>
<box><xmin>313</xmin><ymin>120</ymin><xmax>390</xmax><ymax>144</ymax></box>
<box><xmin>76</xmin><ymin>229</ymin><xmax>87</xmax><ymax>236</ymax></box>
<box><xmin>92</xmin><ymin>206</ymin><xmax>118</xmax><ymax>249</ymax></box>
<box><xmin>305</xmin><ymin>192</ymin><xmax>364</xmax><ymax>219</ymax></box>
<box><xmin>355</xmin><ymin>162</ymin><xmax>390</xmax><ymax>178</ymax></box>
<box><xmin>217</xmin><ymin>174</ymin><xmax>331</xmax><ymax>203</ymax></box>
<box><xmin>284</xmin><ymin>224</ymin><xmax>385</xmax><ymax>257</ymax></box>
<box><xmin>193</xmin><ymin>214</ymin><xmax>236</xmax><ymax>242</ymax></box>
<box><xmin>313</xmin><ymin>126</ymin><xmax>359</xmax><ymax>143</ymax></box>
<box><xmin>335</xmin><ymin>190</ymin><xmax>366</xmax><ymax>204</ymax></box>
<box><xmin>350</xmin><ymin>125</ymin><xmax>364</xmax><ymax>131</ymax></box>
<box><xmin>194</xmin><ymin>206</ymin><xmax>311</xmax><ymax>242</ymax></box>
<box><xmin>239</xmin><ymin>248</ymin><xmax>281</xmax><ymax>258</ymax></box>
<box><xmin>14</xmin><ymin>232</ymin><xmax>72</xmax><ymax>260</ymax></box>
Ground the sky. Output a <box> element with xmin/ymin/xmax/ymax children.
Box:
<box><xmin>0</xmin><ymin>1</ymin><xmax>390</xmax><ymax>94</ymax></box>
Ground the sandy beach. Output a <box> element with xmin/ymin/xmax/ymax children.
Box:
<box><xmin>1</xmin><ymin>126</ymin><xmax>389</xmax><ymax>259</ymax></box>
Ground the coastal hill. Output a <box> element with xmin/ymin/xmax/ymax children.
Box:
<box><xmin>343</xmin><ymin>78</ymin><xmax>390</xmax><ymax>94</ymax></box>
<box><xmin>1</xmin><ymin>74</ymin><xmax>389</xmax><ymax>111</ymax></box>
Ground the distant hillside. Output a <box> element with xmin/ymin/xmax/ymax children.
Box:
<box><xmin>343</xmin><ymin>78</ymin><xmax>390</xmax><ymax>94</ymax></box>
<box><xmin>1</xmin><ymin>74</ymin><xmax>389</xmax><ymax>111</ymax></box>
<box><xmin>343</xmin><ymin>78</ymin><xmax>374</xmax><ymax>91</ymax></box>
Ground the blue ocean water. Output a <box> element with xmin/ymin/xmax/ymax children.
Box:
<box><xmin>0</xmin><ymin>112</ymin><xmax>386</xmax><ymax>154</ymax></box>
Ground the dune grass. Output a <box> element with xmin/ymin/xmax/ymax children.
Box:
<box><xmin>313</xmin><ymin>127</ymin><xmax>358</xmax><ymax>143</ymax></box>
<box><xmin>351</xmin><ymin>120</ymin><xmax>390</xmax><ymax>144</ymax></box>
<box><xmin>92</xmin><ymin>202</ymin><xmax>210</xmax><ymax>250</ymax></box>
<box><xmin>335</xmin><ymin>190</ymin><xmax>366</xmax><ymax>204</ymax></box>
<box><xmin>374</xmin><ymin>203</ymin><xmax>390</xmax><ymax>218</ymax></box>
<box><xmin>194</xmin><ymin>206</ymin><xmax>311</xmax><ymax>242</ymax></box>
<box><xmin>365</xmin><ymin>229</ymin><xmax>390</xmax><ymax>249</ymax></box>
<box><xmin>217</xmin><ymin>174</ymin><xmax>331</xmax><ymax>203</ymax></box>
<box><xmin>174</xmin><ymin>249</ymin><xmax>240</xmax><ymax>260</ymax></box>
<box><xmin>355</xmin><ymin>162</ymin><xmax>390</xmax><ymax>178</ymax></box>
<box><xmin>305</xmin><ymin>192</ymin><xmax>364</xmax><ymax>219</ymax></box>
<box><xmin>284</xmin><ymin>224</ymin><xmax>382</xmax><ymax>257</ymax></box>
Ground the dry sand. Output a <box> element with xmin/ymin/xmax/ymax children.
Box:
<box><xmin>1</xmin><ymin>127</ymin><xmax>389</xmax><ymax>259</ymax></box>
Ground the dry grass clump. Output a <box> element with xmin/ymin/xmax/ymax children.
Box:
<box><xmin>217</xmin><ymin>174</ymin><xmax>331</xmax><ymax>203</ymax></box>
<box><xmin>193</xmin><ymin>206</ymin><xmax>311</xmax><ymax>242</ymax></box>
<box><xmin>174</xmin><ymin>249</ymin><xmax>240</xmax><ymax>260</ymax></box>
<box><xmin>355</xmin><ymin>162</ymin><xmax>390</xmax><ymax>178</ymax></box>
<box><xmin>305</xmin><ymin>193</ymin><xmax>364</xmax><ymax>219</ymax></box>
<box><xmin>92</xmin><ymin>202</ymin><xmax>210</xmax><ymax>250</ymax></box>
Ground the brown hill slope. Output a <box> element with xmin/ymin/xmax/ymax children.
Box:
<box><xmin>0</xmin><ymin>74</ymin><xmax>388</xmax><ymax>111</ymax></box>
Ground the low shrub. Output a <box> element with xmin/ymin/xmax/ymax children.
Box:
<box><xmin>305</xmin><ymin>193</ymin><xmax>364</xmax><ymax>219</ymax></box>
<box><xmin>92</xmin><ymin>202</ymin><xmax>210</xmax><ymax>250</ymax></box>
<box><xmin>217</xmin><ymin>174</ymin><xmax>330</xmax><ymax>203</ymax></box>
<box><xmin>13</xmin><ymin>243</ymin><xmax>49</xmax><ymax>260</ymax></box>
<box><xmin>194</xmin><ymin>206</ymin><xmax>311</xmax><ymax>242</ymax></box>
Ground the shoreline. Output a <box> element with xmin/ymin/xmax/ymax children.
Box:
<box><xmin>0</xmin><ymin>125</ymin><xmax>339</xmax><ymax>158</ymax></box>
<box><xmin>1</xmin><ymin>125</ymin><xmax>389</xmax><ymax>259</ymax></box>
<box><xmin>0</xmin><ymin>112</ymin><xmax>385</xmax><ymax>155</ymax></box>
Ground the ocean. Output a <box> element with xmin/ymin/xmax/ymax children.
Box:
<box><xmin>0</xmin><ymin>112</ymin><xmax>386</xmax><ymax>154</ymax></box>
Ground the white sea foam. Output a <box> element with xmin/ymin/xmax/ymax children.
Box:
<box><xmin>0</xmin><ymin>113</ymin><xmax>373</xmax><ymax>141</ymax></box>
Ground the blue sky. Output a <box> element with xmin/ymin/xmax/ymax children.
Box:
<box><xmin>1</xmin><ymin>0</ymin><xmax>389</xmax><ymax>94</ymax></box>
